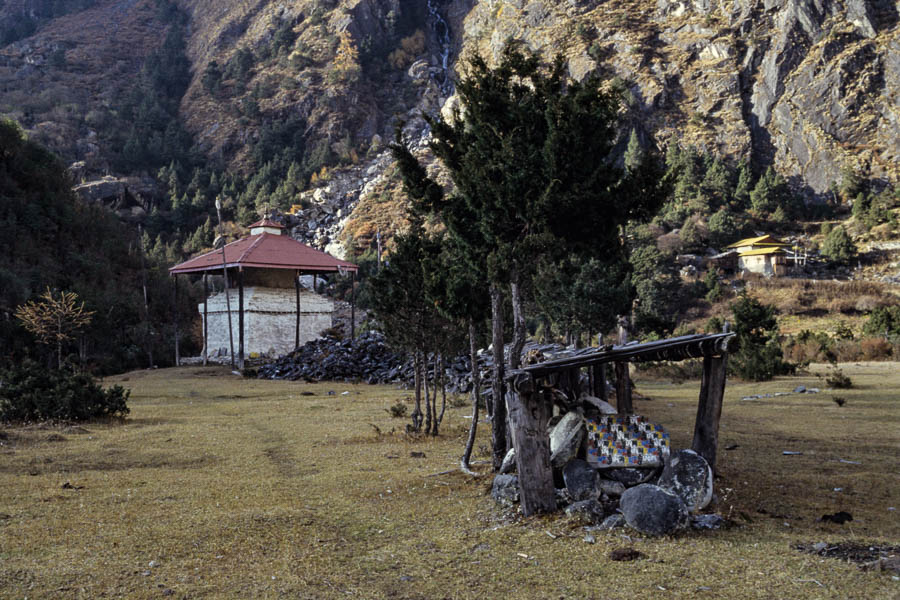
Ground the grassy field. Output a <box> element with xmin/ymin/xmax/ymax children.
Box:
<box><xmin>1</xmin><ymin>363</ymin><xmax>898</xmax><ymax>599</ymax></box>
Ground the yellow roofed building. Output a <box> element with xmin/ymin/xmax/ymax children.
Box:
<box><xmin>725</xmin><ymin>234</ymin><xmax>790</xmax><ymax>276</ymax></box>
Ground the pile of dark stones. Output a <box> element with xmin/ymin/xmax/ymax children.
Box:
<box><xmin>256</xmin><ymin>332</ymin><xmax>585</xmax><ymax>394</ymax></box>
<box><xmin>492</xmin><ymin>411</ymin><xmax>726</xmax><ymax>536</ymax></box>
<box><xmin>256</xmin><ymin>332</ymin><xmax>408</xmax><ymax>384</ymax></box>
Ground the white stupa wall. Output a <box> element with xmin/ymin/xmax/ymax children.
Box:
<box><xmin>200</xmin><ymin>286</ymin><xmax>333</xmax><ymax>357</ymax></box>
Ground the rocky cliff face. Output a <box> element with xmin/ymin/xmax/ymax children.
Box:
<box><xmin>460</xmin><ymin>0</ymin><xmax>899</xmax><ymax>197</ymax></box>
<box><xmin>0</xmin><ymin>0</ymin><xmax>896</xmax><ymax>242</ymax></box>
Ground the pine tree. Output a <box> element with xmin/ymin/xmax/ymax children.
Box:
<box><xmin>392</xmin><ymin>45</ymin><xmax>667</xmax><ymax>472</ymax></box>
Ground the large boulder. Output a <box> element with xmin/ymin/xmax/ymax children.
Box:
<box><xmin>562</xmin><ymin>459</ymin><xmax>598</xmax><ymax>502</ymax></box>
<box><xmin>620</xmin><ymin>484</ymin><xmax>690</xmax><ymax>536</ymax></box>
<box><xmin>491</xmin><ymin>474</ymin><xmax>519</xmax><ymax>506</ymax></box>
<box><xmin>549</xmin><ymin>411</ymin><xmax>585</xmax><ymax>469</ymax></box>
<box><xmin>499</xmin><ymin>447</ymin><xmax>516</xmax><ymax>474</ymax></box>
<box><xmin>657</xmin><ymin>449</ymin><xmax>713</xmax><ymax>513</ymax></box>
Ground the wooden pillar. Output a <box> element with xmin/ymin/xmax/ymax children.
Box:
<box><xmin>173</xmin><ymin>275</ymin><xmax>180</xmax><ymax>367</ymax></box>
<box><xmin>350</xmin><ymin>270</ymin><xmax>356</xmax><ymax>340</ymax></box>
<box><xmin>238</xmin><ymin>268</ymin><xmax>244</xmax><ymax>370</ymax></box>
<box><xmin>593</xmin><ymin>334</ymin><xmax>607</xmax><ymax>401</ymax></box>
<box><xmin>615</xmin><ymin>318</ymin><xmax>632</xmax><ymax>414</ymax></box>
<box><xmin>295</xmin><ymin>270</ymin><xmax>301</xmax><ymax>349</ymax></box>
<box><xmin>508</xmin><ymin>373</ymin><xmax>555</xmax><ymax>516</ymax></box>
<box><xmin>692</xmin><ymin>354</ymin><xmax>728</xmax><ymax>472</ymax></box>
<box><xmin>202</xmin><ymin>274</ymin><xmax>208</xmax><ymax>366</ymax></box>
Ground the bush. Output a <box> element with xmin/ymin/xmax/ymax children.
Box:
<box><xmin>862</xmin><ymin>305</ymin><xmax>900</xmax><ymax>337</ymax></box>
<box><xmin>0</xmin><ymin>361</ymin><xmax>130</xmax><ymax>422</ymax></box>
<box><xmin>729</xmin><ymin>293</ymin><xmax>792</xmax><ymax>381</ymax></box>
<box><xmin>826</xmin><ymin>367</ymin><xmax>852</xmax><ymax>389</ymax></box>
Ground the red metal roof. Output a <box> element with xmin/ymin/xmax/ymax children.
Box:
<box><xmin>168</xmin><ymin>232</ymin><xmax>358</xmax><ymax>275</ymax></box>
<box><xmin>247</xmin><ymin>218</ymin><xmax>285</xmax><ymax>230</ymax></box>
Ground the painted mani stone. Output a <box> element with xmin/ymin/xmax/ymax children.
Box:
<box><xmin>586</xmin><ymin>415</ymin><xmax>670</xmax><ymax>469</ymax></box>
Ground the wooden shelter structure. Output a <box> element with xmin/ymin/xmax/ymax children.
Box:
<box><xmin>504</xmin><ymin>332</ymin><xmax>734</xmax><ymax>516</ymax></box>
<box><xmin>168</xmin><ymin>219</ymin><xmax>358</xmax><ymax>368</ymax></box>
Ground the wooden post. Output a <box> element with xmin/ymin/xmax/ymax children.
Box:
<box><xmin>593</xmin><ymin>334</ymin><xmax>607</xmax><ymax>401</ymax></box>
<box><xmin>238</xmin><ymin>268</ymin><xmax>244</xmax><ymax>370</ymax></box>
<box><xmin>173</xmin><ymin>275</ymin><xmax>180</xmax><ymax>367</ymax></box>
<box><xmin>295</xmin><ymin>270</ymin><xmax>301</xmax><ymax>349</ymax></box>
<box><xmin>692</xmin><ymin>354</ymin><xmax>728</xmax><ymax>472</ymax></box>
<box><xmin>202</xmin><ymin>273</ymin><xmax>208</xmax><ymax>366</ymax></box>
<box><xmin>350</xmin><ymin>270</ymin><xmax>356</xmax><ymax>340</ymax></box>
<box><xmin>508</xmin><ymin>373</ymin><xmax>555</xmax><ymax>516</ymax></box>
<box><xmin>615</xmin><ymin>318</ymin><xmax>632</xmax><ymax>414</ymax></box>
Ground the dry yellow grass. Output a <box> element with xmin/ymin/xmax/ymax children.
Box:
<box><xmin>1</xmin><ymin>363</ymin><xmax>898</xmax><ymax>599</ymax></box>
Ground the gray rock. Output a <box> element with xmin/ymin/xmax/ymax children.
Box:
<box><xmin>598</xmin><ymin>513</ymin><xmax>627</xmax><ymax>531</ymax></box>
<box><xmin>793</xmin><ymin>385</ymin><xmax>806</xmax><ymax>393</ymax></box>
<box><xmin>491</xmin><ymin>474</ymin><xmax>519</xmax><ymax>506</ymax></box>
<box><xmin>597</xmin><ymin>478</ymin><xmax>626</xmax><ymax>497</ymax></box>
<box><xmin>564</xmin><ymin>499</ymin><xmax>606</xmax><ymax>525</ymax></box>
<box><xmin>658</xmin><ymin>449</ymin><xmax>713</xmax><ymax>513</ymax></box>
<box><xmin>603</xmin><ymin>467</ymin><xmax>658</xmax><ymax>487</ymax></box>
<box><xmin>691</xmin><ymin>514</ymin><xmax>727</xmax><ymax>530</ymax></box>
<box><xmin>500</xmin><ymin>447</ymin><xmax>516</xmax><ymax>474</ymax></box>
<box><xmin>620</xmin><ymin>484</ymin><xmax>690</xmax><ymax>536</ymax></box>
<box><xmin>580</xmin><ymin>394</ymin><xmax>617</xmax><ymax>415</ymax></box>
<box><xmin>549</xmin><ymin>411</ymin><xmax>585</xmax><ymax>469</ymax></box>
<box><xmin>563</xmin><ymin>459</ymin><xmax>599</xmax><ymax>502</ymax></box>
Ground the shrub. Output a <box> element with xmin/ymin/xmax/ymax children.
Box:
<box><xmin>729</xmin><ymin>292</ymin><xmax>792</xmax><ymax>381</ymax></box>
<box><xmin>826</xmin><ymin>367</ymin><xmax>852</xmax><ymax>389</ymax></box>
<box><xmin>387</xmin><ymin>400</ymin><xmax>408</xmax><ymax>418</ymax></box>
<box><xmin>863</xmin><ymin>305</ymin><xmax>900</xmax><ymax>337</ymax></box>
<box><xmin>860</xmin><ymin>337</ymin><xmax>893</xmax><ymax>360</ymax></box>
<box><xmin>0</xmin><ymin>361</ymin><xmax>130</xmax><ymax>422</ymax></box>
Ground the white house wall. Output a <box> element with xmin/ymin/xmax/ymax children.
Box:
<box><xmin>200</xmin><ymin>286</ymin><xmax>333</xmax><ymax>357</ymax></box>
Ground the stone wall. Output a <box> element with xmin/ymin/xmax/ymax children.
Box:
<box><xmin>200</xmin><ymin>287</ymin><xmax>333</xmax><ymax>357</ymax></box>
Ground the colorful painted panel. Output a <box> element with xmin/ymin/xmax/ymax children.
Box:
<box><xmin>586</xmin><ymin>415</ymin><xmax>670</xmax><ymax>469</ymax></box>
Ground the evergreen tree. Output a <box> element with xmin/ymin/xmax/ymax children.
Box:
<box><xmin>729</xmin><ymin>293</ymin><xmax>790</xmax><ymax>381</ymax></box>
<box><xmin>392</xmin><ymin>44</ymin><xmax>667</xmax><ymax>472</ymax></box>
<box><xmin>821</xmin><ymin>225</ymin><xmax>857</xmax><ymax>265</ymax></box>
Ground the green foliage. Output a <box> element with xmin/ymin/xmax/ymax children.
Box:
<box><xmin>202</xmin><ymin>61</ymin><xmax>223</xmax><ymax>95</ymax></box>
<box><xmin>862</xmin><ymin>305</ymin><xmax>900</xmax><ymax>338</ymax></box>
<box><xmin>0</xmin><ymin>119</ymin><xmax>196</xmax><ymax>372</ymax></box>
<box><xmin>629</xmin><ymin>233</ymin><xmax>680</xmax><ymax>336</ymax></box>
<box><xmin>0</xmin><ymin>0</ymin><xmax>98</xmax><ymax>46</ymax></box>
<box><xmin>0</xmin><ymin>360</ymin><xmax>129</xmax><ymax>422</ymax></box>
<box><xmin>729</xmin><ymin>292</ymin><xmax>791</xmax><ymax>381</ymax></box>
<box><xmin>820</xmin><ymin>225</ymin><xmax>856</xmax><ymax>265</ymax></box>
<box><xmin>826</xmin><ymin>366</ymin><xmax>853</xmax><ymax>389</ymax></box>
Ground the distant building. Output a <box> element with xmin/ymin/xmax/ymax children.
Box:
<box><xmin>169</xmin><ymin>219</ymin><xmax>357</xmax><ymax>365</ymax></box>
<box><xmin>725</xmin><ymin>235</ymin><xmax>790</xmax><ymax>276</ymax></box>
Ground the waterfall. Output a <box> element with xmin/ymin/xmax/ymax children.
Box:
<box><xmin>426</xmin><ymin>0</ymin><xmax>453</xmax><ymax>95</ymax></box>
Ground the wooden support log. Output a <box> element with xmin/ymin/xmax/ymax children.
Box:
<box><xmin>238</xmin><ymin>268</ymin><xmax>244</xmax><ymax>370</ymax></box>
<box><xmin>202</xmin><ymin>274</ymin><xmax>208</xmax><ymax>367</ymax></box>
<box><xmin>508</xmin><ymin>373</ymin><xmax>555</xmax><ymax>516</ymax></box>
<box><xmin>173</xmin><ymin>275</ymin><xmax>180</xmax><ymax>367</ymax></box>
<box><xmin>295</xmin><ymin>270</ymin><xmax>301</xmax><ymax>349</ymax></box>
<box><xmin>692</xmin><ymin>354</ymin><xmax>728</xmax><ymax>472</ymax></box>
<box><xmin>615</xmin><ymin>361</ymin><xmax>632</xmax><ymax>415</ymax></box>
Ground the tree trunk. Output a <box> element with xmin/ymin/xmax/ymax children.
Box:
<box><xmin>411</xmin><ymin>352</ymin><xmax>423</xmax><ymax>432</ymax></box>
<box><xmin>509</xmin><ymin>279</ymin><xmax>527</xmax><ymax>370</ymax></box>
<box><xmin>424</xmin><ymin>351</ymin><xmax>433</xmax><ymax>435</ymax></box>
<box><xmin>490</xmin><ymin>285</ymin><xmax>507</xmax><ymax>471</ymax></box>
<box><xmin>437</xmin><ymin>353</ymin><xmax>446</xmax><ymax>428</ymax></box>
<box><xmin>461</xmin><ymin>319</ymin><xmax>481</xmax><ymax>475</ymax></box>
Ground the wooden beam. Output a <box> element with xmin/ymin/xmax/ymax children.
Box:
<box><xmin>238</xmin><ymin>268</ymin><xmax>244</xmax><ymax>370</ymax></box>
<box><xmin>506</xmin><ymin>333</ymin><xmax>734</xmax><ymax>379</ymax></box>
<box><xmin>507</xmin><ymin>373</ymin><xmax>555</xmax><ymax>516</ymax></box>
<box><xmin>692</xmin><ymin>354</ymin><xmax>728</xmax><ymax>472</ymax></box>
<box><xmin>295</xmin><ymin>270</ymin><xmax>300</xmax><ymax>349</ymax></box>
<box><xmin>202</xmin><ymin>273</ymin><xmax>208</xmax><ymax>367</ymax></box>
